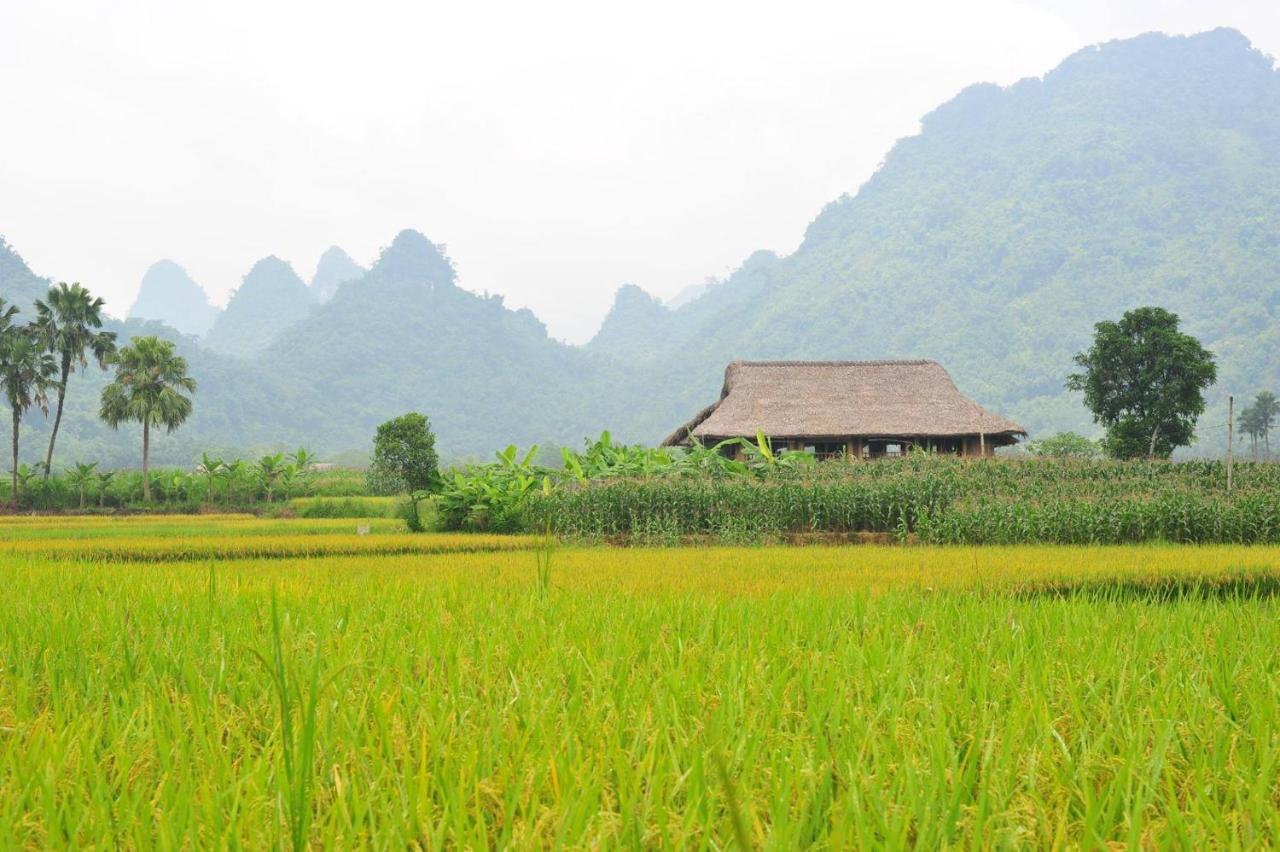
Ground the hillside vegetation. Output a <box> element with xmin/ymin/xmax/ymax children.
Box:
<box><xmin>590</xmin><ymin>28</ymin><xmax>1280</xmax><ymax>449</ymax></box>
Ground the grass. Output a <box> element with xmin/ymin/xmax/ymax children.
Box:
<box><xmin>1</xmin><ymin>515</ymin><xmax>1279</xmax><ymax>845</ymax></box>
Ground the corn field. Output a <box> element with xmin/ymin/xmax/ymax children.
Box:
<box><xmin>527</xmin><ymin>457</ymin><xmax>1280</xmax><ymax>544</ymax></box>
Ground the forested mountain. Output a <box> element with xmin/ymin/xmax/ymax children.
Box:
<box><xmin>0</xmin><ymin>237</ymin><xmax>52</xmax><ymax>313</ymax></box>
<box><xmin>589</xmin><ymin>28</ymin><xmax>1280</xmax><ymax>448</ymax></box>
<box><xmin>127</xmin><ymin>260</ymin><xmax>219</xmax><ymax>336</ymax></box>
<box><xmin>203</xmin><ymin>256</ymin><xmax>313</xmax><ymax>358</ymax></box>
<box><xmin>309</xmin><ymin>246</ymin><xmax>365</xmax><ymax>303</ymax></box>
<box><xmin>4</xmin><ymin>28</ymin><xmax>1279</xmax><ymax>465</ymax></box>
<box><xmin>263</xmin><ymin>230</ymin><xmax>629</xmax><ymax>456</ymax></box>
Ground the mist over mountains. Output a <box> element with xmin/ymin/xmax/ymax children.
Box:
<box><xmin>3</xmin><ymin>28</ymin><xmax>1278</xmax><ymax>466</ymax></box>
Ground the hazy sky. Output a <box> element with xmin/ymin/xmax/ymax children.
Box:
<box><xmin>2</xmin><ymin>1</ymin><xmax>1277</xmax><ymax>343</ymax></box>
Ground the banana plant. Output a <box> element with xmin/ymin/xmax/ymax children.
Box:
<box><xmin>222</xmin><ymin>459</ymin><xmax>246</xmax><ymax>506</ymax></box>
<box><xmin>10</xmin><ymin>463</ymin><xmax>40</xmax><ymax>505</ymax></box>
<box><xmin>196</xmin><ymin>453</ymin><xmax>225</xmax><ymax>507</ymax></box>
<box><xmin>289</xmin><ymin>448</ymin><xmax>317</xmax><ymax>474</ymax></box>
<box><xmin>257</xmin><ymin>453</ymin><xmax>286</xmax><ymax>502</ymax></box>
<box><xmin>278</xmin><ymin>463</ymin><xmax>300</xmax><ymax>501</ymax></box>
<box><xmin>95</xmin><ymin>470</ymin><xmax>116</xmax><ymax>508</ymax></box>
<box><xmin>65</xmin><ymin>461</ymin><xmax>98</xmax><ymax>510</ymax></box>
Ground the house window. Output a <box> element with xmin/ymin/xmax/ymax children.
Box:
<box><xmin>807</xmin><ymin>441</ymin><xmax>846</xmax><ymax>461</ymax></box>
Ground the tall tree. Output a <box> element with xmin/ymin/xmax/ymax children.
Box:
<box><xmin>34</xmin><ymin>282</ymin><xmax>117</xmax><ymax>479</ymax></box>
<box><xmin>1253</xmin><ymin>390</ymin><xmax>1279</xmax><ymax>458</ymax></box>
<box><xmin>0</xmin><ymin>321</ymin><xmax>58</xmax><ymax>501</ymax></box>
<box><xmin>1067</xmin><ymin>307</ymin><xmax>1217</xmax><ymax>459</ymax></box>
<box><xmin>99</xmin><ymin>336</ymin><xmax>197</xmax><ymax>502</ymax></box>
<box><xmin>1238</xmin><ymin>403</ymin><xmax>1261</xmax><ymax>461</ymax></box>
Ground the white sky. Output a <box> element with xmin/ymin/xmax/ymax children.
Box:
<box><xmin>2</xmin><ymin>1</ymin><xmax>1277</xmax><ymax>343</ymax></box>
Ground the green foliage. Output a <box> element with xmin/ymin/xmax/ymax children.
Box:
<box><xmin>438</xmin><ymin>432</ymin><xmax>774</xmax><ymax>532</ymax></box>
<box><xmin>437</xmin><ymin>445</ymin><xmax>543</xmax><ymax>533</ymax></box>
<box><xmin>370</xmin><ymin>412</ymin><xmax>439</xmax><ymax>493</ymax></box>
<box><xmin>288</xmin><ymin>496</ymin><xmax>401</xmax><ymax>519</ymax></box>
<box><xmin>0</xmin><ymin>311</ymin><xmax>58</xmax><ymax>501</ymax></box>
<box><xmin>7</xmin><ymin>529</ymin><xmax>1280</xmax><ymax>845</ymax></box>
<box><xmin>527</xmin><ymin>454</ymin><xmax>1280</xmax><ymax>545</ymax></box>
<box><xmin>1067</xmin><ymin>307</ymin><xmax>1217</xmax><ymax>459</ymax></box>
<box><xmin>256</xmin><ymin>452</ymin><xmax>287</xmax><ymax>502</ymax></box>
<box><xmin>34</xmin><ymin>281</ymin><xmax>116</xmax><ymax>478</ymax></box>
<box><xmin>99</xmin><ymin>336</ymin><xmax>197</xmax><ymax>501</ymax></box>
<box><xmin>1238</xmin><ymin>390</ymin><xmax>1278</xmax><ymax>460</ymax></box>
<box><xmin>65</xmin><ymin>461</ymin><xmax>98</xmax><ymax>510</ymax></box>
<box><xmin>1026</xmin><ymin>431</ymin><xmax>1102</xmax><ymax>459</ymax></box>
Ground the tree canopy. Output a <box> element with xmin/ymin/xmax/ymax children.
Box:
<box><xmin>1067</xmin><ymin>307</ymin><xmax>1217</xmax><ymax>459</ymax></box>
<box><xmin>100</xmin><ymin>336</ymin><xmax>197</xmax><ymax>500</ymax></box>
<box><xmin>370</xmin><ymin>412</ymin><xmax>440</xmax><ymax>493</ymax></box>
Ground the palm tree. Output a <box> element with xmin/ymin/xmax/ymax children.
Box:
<box><xmin>34</xmin><ymin>283</ymin><xmax>117</xmax><ymax>480</ymax></box>
<box><xmin>1238</xmin><ymin>403</ymin><xmax>1261</xmax><ymax>461</ymax></box>
<box><xmin>99</xmin><ymin>336</ymin><xmax>197</xmax><ymax>502</ymax></box>
<box><xmin>1255</xmin><ymin>390</ymin><xmax>1279</xmax><ymax>459</ymax></box>
<box><xmin>0</xmin><ymin>325</ymin><xmax>58</xmax><ymax>501</ymax></box>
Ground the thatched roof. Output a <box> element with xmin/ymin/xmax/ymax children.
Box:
<box><xmin>662</xmin><ymin>360</ymin><xmax>1027</xmax><ymax>446</ymax></box>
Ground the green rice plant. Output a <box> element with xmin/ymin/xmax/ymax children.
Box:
<box><xmin>247</xmin><ymin>593</ymin><xmax>346</xmax><ymax>851</ymax></box>
<box><xmin>3</xmin><ymin>539</ymin><xmax>1280</xmax><ymax>845</ymax></box>
<box><xmin>287</xmin><ymin>496</ymin><xmax>402</xmax><ymax>519</ymax></box>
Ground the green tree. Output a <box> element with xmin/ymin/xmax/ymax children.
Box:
<box><xmin>99</xmin><ymin>337</ymin><xmax>197</xmax><ymax>502</ymax></box>
<box><xmin>1252</xmin><ymin>390</ymin><xmax>1278</xmax><ymax>458</ymax></box>
<box><xmin>34</xmin><ymin>282</ymin><xmax>117</xmax><ymax>480</ymax></box>
<box><xmin>370</xmin><ymin>413</ymin><xmax>440</xmax><ymax>493</ymax></box>
<box><xmin>0</xmin><ymin>318</ymin><xmax>58</xmax><ymax>502</ymax></box>
<box><xmin>1066</xmin><ymin>307</ymin><xmax>1217</xmax><ymax>459</ymax></box>
<box><xmin>1025</xmin><ymin>431</ymin><xmax>1102</xmax><ymax>459</ymax></box>
<box><xmin>1237</xmin><ymin>403</ymin><xmax>1261</xmax><ymax>461</ymax></box>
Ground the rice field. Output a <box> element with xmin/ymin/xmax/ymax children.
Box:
<box><xmin>2</xmin><ymin>515</ymin><xmax>1279</xmax><ymax>847</ymax></box>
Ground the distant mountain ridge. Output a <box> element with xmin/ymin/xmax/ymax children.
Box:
<box><xmin>127</xmin><ymin>260</ymin><xmax>219</xmax><ymax>337</ymax></box>
<box><xmin>204</xmin><ymin>256</ymin><xmax>313</xmax><ymax>358</ymax></box>
<box><xmin>310</xmin><ymin>246</ymin><xmax>365</xmax><ymax>303</ymax></box>
<box><xmin>3</xmin><ymin>27</ymin><xmax>1279</xmax><ymax>463</ymax></box>
<box><xmin>0</xmin><ymin>236</ymin><xmax>52</xmax><ymax>313</ymax></box>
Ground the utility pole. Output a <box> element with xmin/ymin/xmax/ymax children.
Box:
<box><xmin>1227</xmin><ymin>394</ymin><xmax>1234</xmax><ymax>493</ymax></box>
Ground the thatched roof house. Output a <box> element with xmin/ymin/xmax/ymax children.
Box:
<box><xmin>662</xmin><ymin>360</ymin><xmax>1026</xmax><ymax>459</ymax></box>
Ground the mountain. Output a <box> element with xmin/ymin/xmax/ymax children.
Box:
<box><xmin>264</xmin><ymin>230</ymin><xmax>628</xmax><ymax>456</ymax></box>
<box><xmin>0</xmin><ymin>236</ymin><xmax>52</xmax><ymax>313</ymax></box>
<box><xmin>128</xmin><ymin>260</ymin><xmax>219</xmax><ymax>337</ymax></box>
<box><xmin>589</xmin><ymin>28</ymin><xmax>1280</xmax><ymax>449</ymax></box>
<box><xmin>203</xmin><ymin>256</ymin><xmax>313</xmax><ymax>358</ymax></box>
<box><xmin>309</xmin><ymin>246</ymin><xmax>365</xmax><ymax>303</ymax></box>
<box><xmin>588</xmin><ymin>284</ymin><xmax>673</xmax><ymax>358</ymax></box>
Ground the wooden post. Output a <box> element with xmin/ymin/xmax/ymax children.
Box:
<box><xmin>979</xmin><ymin>432</ymin><xmax>986</xmax><ymax>458</ymax></box>
<box><xmin>1227</xmin><ymin>395</ymin><xmax>1234</xmax><ymax>494</ymax></box>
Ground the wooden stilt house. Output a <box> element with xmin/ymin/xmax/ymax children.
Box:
<box><xmin>661</xmin><ymin>360</ymin><xmax>1026</xmax><ymax>458</ymax></box>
